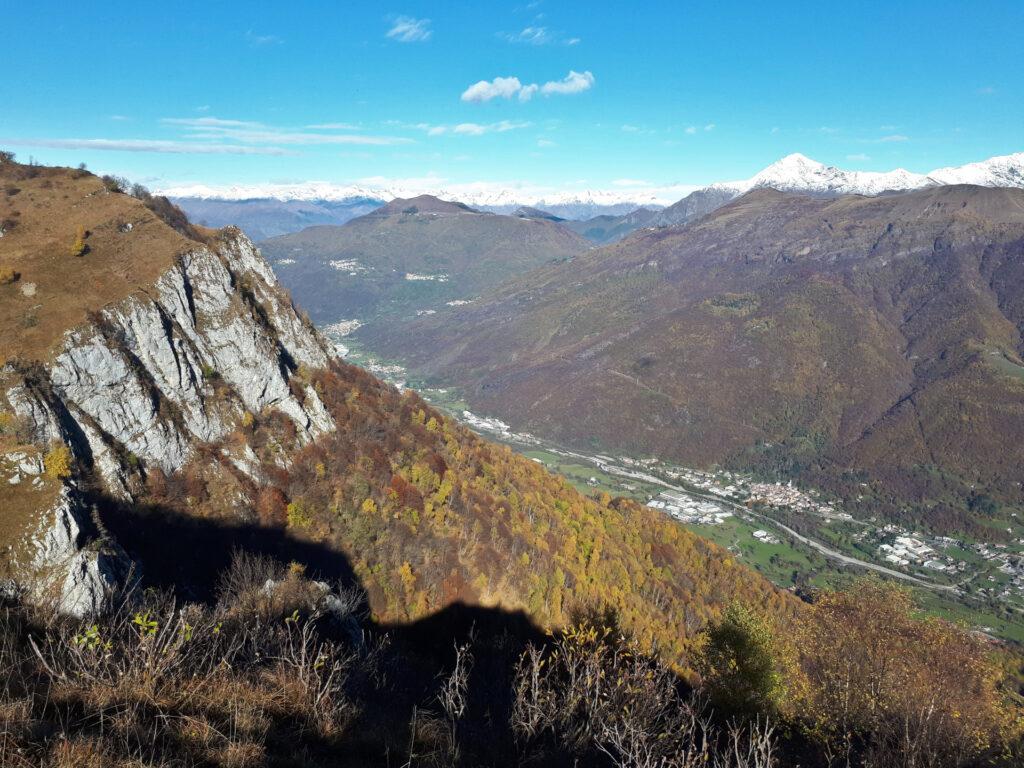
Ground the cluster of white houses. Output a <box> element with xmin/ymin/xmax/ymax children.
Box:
<box><xmin>646</xmin><ymin>491</ymin><xmax>733</xmax><ymax>525</ymax></box>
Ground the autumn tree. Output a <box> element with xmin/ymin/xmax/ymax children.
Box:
<box><xmin>793</xmin><ymin>579</ymin><xmax>1019</xmax><ymax>767</ymax></box>
<box><xmin>256</xmin><ymin>486</ymin><xmax>288</xmax><ymax>527</ymax></box>
<box><xmin>698</xmin><ymin>602</ymin><xmax>790</xmax><ymax>719</ymax></box>
<box><xmin>44</xmin><ymin>443</ymin><xmax>73</xmax><ymax>480</ymax></box>
<box><xmin>69</xmin><ymin>225</ymin><xmax>87</xmax><ymax>257</ymax></box>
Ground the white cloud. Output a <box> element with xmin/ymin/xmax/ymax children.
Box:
<box><xmin>536</xmin><ymin>138</ymin><xmax>556</xmax><ymax>147</ymax></box>
<box><xmin>540</xmin><ymin>70</ymin><xmax>594</xmax><ymax>96</ymax></box>
<box><xmin>703</xmin><ymin>123</ymin><xmax>715</xmax><ymax>132</ymax></box>
<box><xmin>518</xmin><ymin>83</ymin><xmax>539</xmax><ymax>101</ymax></box>
<box><xmin>164</xmin><ymin>117</ymin><xmax>262</xmax><ymax>129</ymax></box>
<box><xmin>461</xmin><ymin>76</ymin><xmax>525</xmax><ymax>102</ymax></box>
<box><xmin>462</xmin><ymin>71</ymin><xmax>594</xmax><ymax>102</ymax></box>
<box><xmin>621</xmin><ymin>125</ymin><xmax>641</xmax><ymax>133</ymax></box>
<box><xmin>1</xmin><ymin>137</ymin><xmax>293</xmax><ymax>155</ymax></box>
<box><xmin>110</xmin><ymin>115</ymin><xmax>130</xmax><ymax>121</ymax></box>
<box><xmin>386</xmin><ymin>16</ymin><xmax>431</xmax><ymax>43</ymax></box>
<box><xmin>684</xmin><ymin>126</ymin><xmax>697</xmax><ymax>135</ymax></box>
<box><xmin>977</xmin><ymin>85</ymin><xmax>996</xmax><ymax>95</ymax></box>
<box><xmin>846</xmin><ymin>153</ymin><xmax>871</xmax><ymax>161</ymax></box>
<box><xmin>878</xmin><ymin>134</ymin><xmax>909</xmax><ymax>143</ymax></box>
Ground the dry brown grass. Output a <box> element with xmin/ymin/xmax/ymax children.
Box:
<box><xmin>0</xmin><ymin>162</ymin><xmax>201</xmax><ymax>363</ymax></box>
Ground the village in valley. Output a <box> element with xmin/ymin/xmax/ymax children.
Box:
<box><xmin>325</xmin><ymin>325</ymin><xmax>1024</xmax><ymax>641</ymax></box>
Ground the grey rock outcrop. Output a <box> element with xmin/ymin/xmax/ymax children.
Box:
<box><xmin>2</xmin><ymin>229</ymin><xmax>336</xmax><ymax>615</ymax></box>
<box><xmin>21</xmin><ymin>482</ymin><xmax>133</xmax><ymax>617</ymax></box>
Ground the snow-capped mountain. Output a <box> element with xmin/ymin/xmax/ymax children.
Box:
<box><xmin>720</xmin><ymin>153</ymin><xmax>930</xmax><ymax>196</ymax></box>
<box><xmin>714</xmin><ymin>151</ymin><xmax>1024</xmax><ymax>197</ymax></box>
<box><xmin>160</xmin><ymin>179</ymin><xmax>691</xmax><ymax>217</ymax></box>
<box><xmin>928</xmin><ymin>153</ymin><xmax>1024</xmax><ymax>187</ymax></box>
<box><xmin>641</xmin><ymin>151</ymin><xmax>1024</xmax><ymax>232</ymax></box>
<box><xmin>161</xmin><ymin>151</ymin><xmax>1024</xmax><ymax>233</ymax></box>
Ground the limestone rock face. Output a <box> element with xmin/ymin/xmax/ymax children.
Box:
<box><xmin>23</xmin><ymin>482</ymin><xmax>133</xmax><ymax>617</ymax></box>
<box><xmin>2</xmin><ymin>229</ymin><xmax>336</xmax><ymax>614</ymax></box>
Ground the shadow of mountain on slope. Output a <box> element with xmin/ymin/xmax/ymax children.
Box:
<box><xmin>95</xmin><ymin>493</ymin><xmax>588</xmax><ymax>766</ymax></box>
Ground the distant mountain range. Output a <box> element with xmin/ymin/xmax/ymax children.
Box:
<box><xmin>166</xmin><ymin>152</ymin><xmax>1024</xmax><ymax>240</ymax></box>
<box><xmin>260</xmin><ymin>194</ymin><xmax>588</xmax><ymax>330</ymax></box>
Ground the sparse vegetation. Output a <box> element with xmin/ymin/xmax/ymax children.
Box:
<box><xmin>69</xmin><ymin>224</ymin><xmax>88</xmax><ymax>257</ymax></box>
<box><xmin>0</xmin><ymin>569</ymin><xmax>1018</xmax><ymax>767</ymax></box>
<box><xmin>44</xmin><ymin>443</ymin><xmax>73</xmax><ymax>479</ymax></box>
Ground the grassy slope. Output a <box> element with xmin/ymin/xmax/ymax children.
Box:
<box><xmin>0</xmin><ymin>163</ymin><xmax>204</xmax><ymax>365</ymax></box>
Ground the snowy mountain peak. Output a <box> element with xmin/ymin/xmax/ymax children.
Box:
<box><xmin>159</xmin><ymin>151</ymin><xmax>1024</xmax><ymax>213</ymax></box>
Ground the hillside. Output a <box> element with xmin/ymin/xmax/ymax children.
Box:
<box><xmin>563</xmin><ymin>207</ymin><xmax>660</xmax><ymax>244</ymax></box>
<box><xmin>260</xmin><ymin>194</ymin><xmax>589</xmax><ymax>331</ymax></box>
<box><xmin>365</xmin><ymin>185</ymin><xmax>1024</xmax><ymax>527</ymax></box>
<box><xmin>2</xmin><ymin>158</ymin><xmax>1021</xmax><ymax>768</ymax></box>
<box><xmin>0</xmin><ymin>158</ymin><xmax>784</xmax><ymax>657</ymax></box>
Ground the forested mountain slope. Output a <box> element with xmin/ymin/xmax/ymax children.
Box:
<box><xmin>0</xmin><ymin>158</ymin><xmax>783</xmax><ymax>662</ymax></box>
<box><xmin>367</xmin><ymin>185</ymin><xmax>1024</xmax><ymax>527</ymax></box>
<box><xmin>260</xmin><ymin>194</ymin><xmax>589</xmax><ymax>329</ymax></box>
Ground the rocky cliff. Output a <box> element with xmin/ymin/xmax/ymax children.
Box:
<box><xmin>1</xmin><ymin>168</ymin><xmax>335</xmax><ymax>614</ymax></box>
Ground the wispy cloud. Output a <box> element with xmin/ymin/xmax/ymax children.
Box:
<box><xmin>109</xmin><ymin>115</ymin><xmax>130</xmax><ymax>122</ymax></box>
<box><xmin>0</xmin><ymin>138</ymin><xmax>293</xmax><ymax>155</ymax></box>
<box><xmin>499</xmin><ymin>26</ymin><xmax>579</xmax><ymax>45</ymax></box>
<box><xmin>162</xmin><ymin>116</ymin><xmax>412</xmax><ymax>146</ymax></box>
<box><xmin>406</xmin><ymin>120</ymin><xmax>532</xmax><ymax>136</ymax></box>
<box><xmin>462</xmin><ymin>70</ymin><xmax>594</xmax><ymax>102</ymax></box>
<box><xmin>703</xmin><ymin>123</ymin><xmax>715</xmax><ymax>132</ymax></box>
<box><xmin>977</xmin><ymin>85</ymin><xmax>996</xmax><ymax>96</ymax></box>
<box><xmin>877</xmin><ymin>134</ymin><xmax>909</xmax><ymax>143</ymax></box>
<box><xmin>684</xmin><ymin>126</ymin><xmax>697</xmax><ymax>135</ymax></box>
<box><xmin>536</xmin><ymin>138</ymin><xmax>556</xmax><ymax>147</ymax></box>
<box><xmin>846</xmin><ymin>153</ymin><xmax>871</xmax><ymax>161</ymax></box>
<box><xmin>386</xmin><ymin>16</ymin><xmax>431</xmax><ymax>42</ymax></box>
<box><xmin>246</xmin><ymin>30</ymin><xmax>282</xmax><ymax>47</ymax></box>
<box><xmin>305</xmin><ymin>122</ymin><xmax>360</xmax><ymax>130</ymax></box>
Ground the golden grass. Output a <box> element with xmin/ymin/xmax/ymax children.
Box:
<box><xmin>0</xmin><ymin>163</ymin><xmax>200</xmax><ymax>363</ymax></box>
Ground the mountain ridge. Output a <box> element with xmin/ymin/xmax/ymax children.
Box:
<box><xmin>164</xmin><ymin>150</ymin><xmax>1024</xmax><ymax>209</ymax></box>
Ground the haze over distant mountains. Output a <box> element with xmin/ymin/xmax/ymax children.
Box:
<box><xmin>167</xmin><ymin>152</ymin><xmax>1024</xmax><ymax>239</ymax></box>
<box><xmin>260</xmin><ymin>193</ymin><xmax>588</xmax><ymax>329</ymax></box>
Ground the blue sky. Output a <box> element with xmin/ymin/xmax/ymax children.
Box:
<box><xmin>1</xmin><ymin>0</ymin><xmax>1021</xmax><ymax>193</ymax></box>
